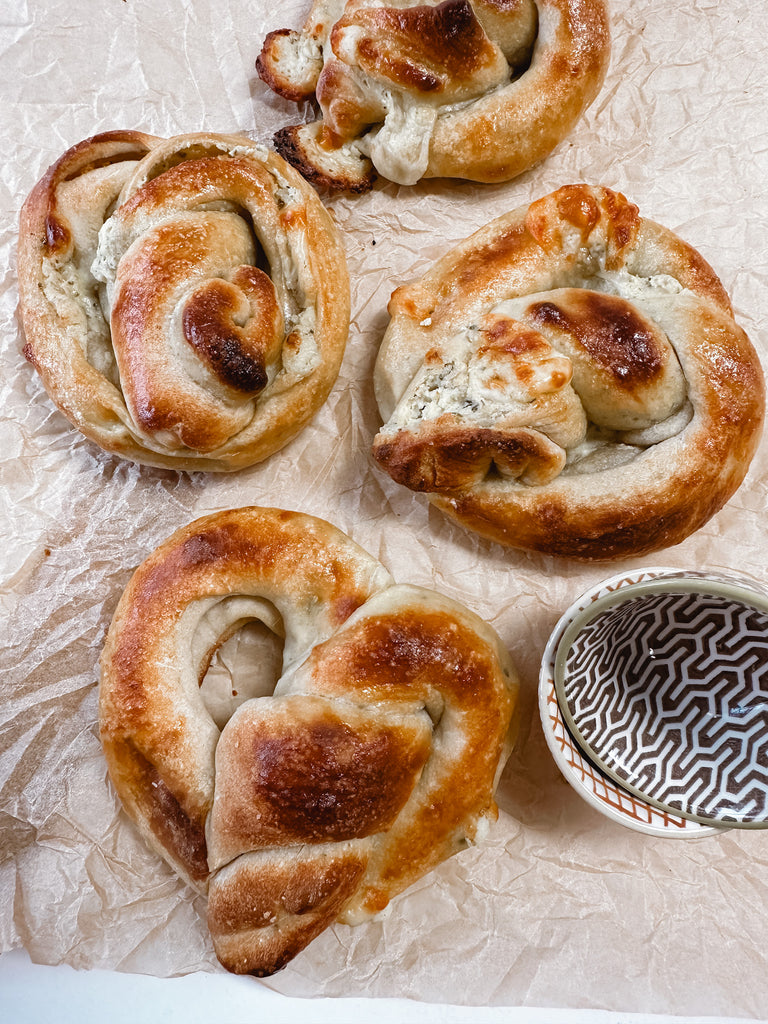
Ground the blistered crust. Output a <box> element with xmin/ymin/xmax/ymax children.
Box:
<box><xmin>99</xmin><ymin>507</ymin><xmax>518</xmax><ymax>974</ymax></box>
<box><xmin>18</xmin><ymin>131</ymin><xmax>350</xmax><ymax>469</ymax></box>
<box><xmin>257</xmin><ymin>0</ymin><xmax>610</xmax><ymax>190</ymax></box>
<box><xmin>372</xmin><ymin>185</ymin><xmax>766</xmax><ymax>560</ymax></box>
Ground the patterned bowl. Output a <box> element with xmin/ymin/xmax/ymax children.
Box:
<box><xmin>539</xmin><ymin>568</ymin><xmax>768</xmax><ymax>836</ymax></box>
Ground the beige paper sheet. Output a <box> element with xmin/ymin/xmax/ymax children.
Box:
<box><xmin>2</xmin><ymin>0</ymin><xmax>768</xmax><ymax>1015</ymax></box>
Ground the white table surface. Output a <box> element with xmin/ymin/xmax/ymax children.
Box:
<box><xmin>1</xmin><ymin>949</ymin><xmax>762</xmax><ymax>1024</ymax></box>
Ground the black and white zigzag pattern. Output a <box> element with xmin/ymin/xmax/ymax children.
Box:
<box><xmin>562</xmin><ymin>591</ymin><xmax>768</xmax><ymax>825</ymax></box>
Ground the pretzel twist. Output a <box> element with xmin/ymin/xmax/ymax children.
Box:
<box><xmin>256</xmin><ymin>0</ymin><xmax>610</xmax><ymax>191</ymax></box>
<box><xmin>18</xmin><ymin>131</ymin><xmax>349</xmax><ymax>469</ymax></box>
<box><xmin>99</xmin><ymin>507</ymin><xmax>518</xmax><ymax>975</ymax></box>
<box><xmin>372</xmin><ymin>185</ymin><xmax>766</xmax><ymax>559</ymax></box>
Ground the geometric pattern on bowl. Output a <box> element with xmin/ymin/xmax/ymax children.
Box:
<box><xmin>558</xmin><ymin>586</ymin><xmax>768</xmax><ymax>827</ymax></box>
<box><xmin>538</xmin><ymin>569</ymin><xmax>727</xmax><ymax>838</ymax></box>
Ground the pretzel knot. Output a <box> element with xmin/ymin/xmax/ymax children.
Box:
<box><xmin>256</xmin><ymin>0</ymin><xmax>610</xmax><ymax>191</ymax></box>
<box><xmin>18</xmin><ymin>131</ymin><xmax>349</xmax><ymax>469</ymax></box>
<box><xmin>372</xmin><ymin>185</ymin><xmax>766</xmax><ymax>559</ymax></box>
<box><xmin>99</xmin><ymin>507</ymin><xmax>518</xmax><ymax>975</ymax></box>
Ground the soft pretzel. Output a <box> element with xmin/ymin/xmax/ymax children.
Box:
<box><xmin>256</xmin><ymin>0</ymin><xmax>610</xmax><ymax>191</ymax></box>
<box><xmin>99</xmin><ymin>507</ymin><xmax>518</xmax><ymax>975</ymax></box>
<box><xmin>372</xmin><ymin>185</ymin><xmax>766</xmax><ymax>560</ymax></box>
<box><xmin>18</xmin><ymin>131</ymin><xmax>349</xmax><ymax>469</ymax></box>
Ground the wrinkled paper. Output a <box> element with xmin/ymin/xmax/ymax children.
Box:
<box><xmin>2</xmin><ymin>0</ymin><xmax>768</xmax><ymax>1015</ymax></box>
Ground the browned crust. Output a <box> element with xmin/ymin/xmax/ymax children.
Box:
<box><xmin>432</xmin><ymin>309</ymin><xmax>766</xmax><ymax>560</ymax></box>
<box><xmin>434</xmin><ymin>483</ymin><xmax>727</xmax><ymax>561</ymax></box>
<box><xmin>256</xmin><ymin>29</ymin><xmax>321</xmax><ymax>101</ymax></box>
<box><xmin>273</xmin><ymin>124</ymin><xmax>377</xmax><ymax>194</ymax></box>
<box><xmin>207</xmin><ymin>848</ymin><xmax>367</xmax><ymax>976</ymax></box>
<box><xmin>209</xmin><ymin>695</ymin><xmax>431</xmax><ymax>863</ymax></box>
<box><xmin>180</xmin><ymin>268</ymin><xmax>280</xmax><ymax>393</ymax></box>
<box><xmin>381</xmin><ymin>185</ymin><xmax>736</xmax><ymax>343</ymax></box>
<box><xmin>330</xmin><ymin>0</ymin><xmax>507</xmax><ymax>94</ymax></box>
<box><xmin>102</xmin><ymin>738</ymin><xmax>210</xmax><ymax>887</ymax></box>
<box><xmin>373</xmin><ymin>420</ymin><xmax>565</xmax><ymax>491</ymax></box>
<box><xmin>302</xmin><ymin>590</ymin><xmax>517</xmax><ymax>917</ymax></box>
<box><xmin>425</xmin><ymin>0</ymin><xmax>611</xmax><ymax>182</ymax></box>
<box><xmin>20</xmin><ymin>129</ymin><xmax>158</xmax><ymax>260</ymax></box>
<box><xmin>527</xmin><ymin>291</ymin><xmax>668</xmax><ymax>390</ymax></box>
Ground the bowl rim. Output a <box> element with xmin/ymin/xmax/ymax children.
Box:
<box><xmin>538</xmin><ymin>566</ymin><xmax>736</xmax><ymax>838</ymax></box>
<box><xmin>550</xmin><ymin>569</ymin><xmax>768</xmax><ymax>829</ymax></box>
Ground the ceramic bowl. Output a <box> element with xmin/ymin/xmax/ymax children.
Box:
<box><xmin>538</xmin><ymin>567</ymin><xmax>768</xmax><ymax>837</ymax></box>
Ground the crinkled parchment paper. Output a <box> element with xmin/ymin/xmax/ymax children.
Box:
<box><xmin>2</xmin><ymin>0</ymin><xmax>768</xmax><ymax>1016</ymax></box>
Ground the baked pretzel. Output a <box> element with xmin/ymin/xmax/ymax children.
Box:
<box><xmin>99</xmin><ymin>507</ymin><xmax>518</xmax><ymax>975</ymax></box>
<box><xmin>372</xmin><ymin>185</ymin><xmax>766</xmax><ymax>560</ymax></box>
<box><xmin>256</xmin><ymin>0</ymin><xmax>610</xmax><ymax>191</ymax></box>
<box><xmin>18</xmin><ymin>131</ymin><xmax>349</xmax><ymax>469</ymax></box>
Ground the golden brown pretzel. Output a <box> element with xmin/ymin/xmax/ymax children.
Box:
<box><xmin>372</xmin><ymin>185</ymin><xmax>766</xmax><ymax>560</ymax></box>
<box><xmin>99</xmin><ymin>507</ymin><xmax>518</xmax><ymax>975</ymax></box>
<box><xmin>18</xmin><ymin>131</ymin><xmax>349</xmax><ymax>469</ymax></box>
<box><xmin>256</xmin><ymin>0</ymin><xmax>610</xmax><ymax>191</ymax></box>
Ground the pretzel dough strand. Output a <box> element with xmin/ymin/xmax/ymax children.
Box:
<box><xmin>296</xmin><ymin>590</ymin><xmax>518</xmax><ymax>923</ymax></box>
<box><xmin>31</xmin><ymin>131</ymin><xmax>157</xmax><ymax>260</ymax></box>
<box><xmin>93</xmin><ymin>149</ymin><xmax>299</xmax><ymax>451</ymax></box>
